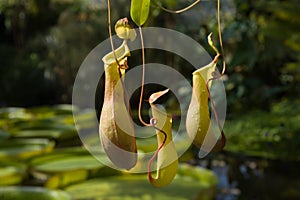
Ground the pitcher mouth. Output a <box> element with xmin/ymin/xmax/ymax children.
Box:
<box><xmin>102</xmin><ymin>40</ymin><xmax>131</xmax><ymax>66</ymax></box>
<box><xmin>192</xmin><ymin>59</ymin><xmax>217</xmax><ymax>88</ymax></box>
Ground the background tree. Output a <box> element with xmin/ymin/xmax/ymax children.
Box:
<box><xmin>0</xmin><ymin>0</ymin><xmax>299</xmax><ymax>111</ymax></box>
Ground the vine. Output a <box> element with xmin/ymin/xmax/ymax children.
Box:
<box><xmin>100</xmin><ymin>0</ymin><xmax>227</xmax><ymax>187</ymax></box>
<box><xmin>154</xmin><ymin>0</ymin><xmax>202</xmax><ymax>14</ymax></box>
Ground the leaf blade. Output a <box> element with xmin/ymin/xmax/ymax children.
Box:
<box><xmin>130</xmin><ymin>0</ymin><xmax>151</xmax><ymax>26</ymax></box>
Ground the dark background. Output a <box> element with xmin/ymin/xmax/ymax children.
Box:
<box><xmin>0</xmin><ymin>0</ymin><xmax>299</xmax><ymax>111</ymax></box>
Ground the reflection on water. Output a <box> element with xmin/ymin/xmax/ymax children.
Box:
<box><xmin>212</xmin><ymin>163</ymin><xmax>239</xmax><ymax>200</ymax></box>
<box><xmin>199</xmin><ymin>158</ymin><xmax>239</xmax><ymax>200</ymax></box>
<box><xmin>197</xmin><ymin>153</ymin><xmax>300</xmax><ymax>200</ymax></box>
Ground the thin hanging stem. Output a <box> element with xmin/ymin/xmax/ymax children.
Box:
<box><xmin>137</xmin><ymin>25</ymin><xmax>169</xmax><ymax>179</ymax></box>
<box><xmin>207</xmin><ymin>0</ymin><xmax>226</xmax><ymax>81</ymax></box>
<box><xmin>217</xmin><ymin>0</ymin><xmax>226</xmax><ymax>75</ymax></box>
<box><xmin>107</xmin><ymin>0</ymin><xmax>130</xmax><ymax>110</ymax></box>
<box><xmin>206</xmin><ymin>68</ymin><xmax>224</xmax><ymax>134</ymax></box>
<box><xmin>206</xmin><ymin>0</ymin><xmax>227</xmax><ymax>96</ymax></box>
<box><xmin>205</xmin><ymin>0</ymin><xmax>226</xmax><ymax>148</ymax></box>
<box><xmin>107</xmin><ymin>0</ymin><xmax>120</xmax><ymax>67</ymax></box>
<box><xmin>207</xmin><ymin>77</ymin><xmax>226</xmax><ymax>150</ymax></box>
<box><xmin>138</xmin><ymin>26</ymin><xmax>151</xmax><ymax>127</ymax></box>
<box><xmin>205</xmin><ymin>59</ymin><xmax>226</xmax><ymax>149</ymax></box>
<box><xmin>155</xmin><ymin>0</ymin><xmax>202</xmax><ymax>14</ymax></box>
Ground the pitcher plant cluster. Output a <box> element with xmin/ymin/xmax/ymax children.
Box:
<box><xmin>99</xmin><ymin>0</ymin><xmax>227</xmax><ymax>187</ymax></box>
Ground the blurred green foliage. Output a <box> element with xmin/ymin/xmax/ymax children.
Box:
<box><xmin>223</xmin><ymin>0</ymin><xmax>300</xmax><ymax>111</ymax></box>
<box><xmin>0</xmin><ymin>0</ymin><xmax>299</xmax><ymax>109</ymax></box>
<box><xmin>224</xmin><ymin>98</ymin><xmax>300</xmax><ymax>161</ymax></box>
<box><xmin>0</xmin><ymin>0</ymin><xmax>117</xmax><ymax>105</ymax></box>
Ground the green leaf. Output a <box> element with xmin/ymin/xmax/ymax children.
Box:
<box><xmin>32</xmin><ymin>155</ymin><xmax>101</xmax><ymax>173</ymax></box>
<box><xmin>130</xmin><ymin>0</ymin><xmax>151</xmax><ymax>26</ymax></box>
<box><xmin>0</xmin><ymin>161</ymin><xmax>26</xmax><ymax>186</ymax></box>
<box><xmin>12</xmin><ymin>129</ymin><xmax>75</xmax><ymax>140</ymax></box>
<box><xmin>65</xmin><ymin>164</ymin><xmax>217</xmax><ymax>200</ymax></box>
<box><xmin>0</xmin><ymin>187</ymin><xmax>71</xmax><ymax>200</ymax></box>
<box><xmin>29</xmin><ymin>147</ymin><xmax>120</xmax><ymax>188</ymax></box>
<box><xmin>0</xmin><ymin>139</ymin><xmax>55</xmax><ymax>160</ymax></box>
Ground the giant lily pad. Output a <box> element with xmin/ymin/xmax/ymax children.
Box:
<box><xmin>12</xmin><ymin>128</ymin><xmax>76</xmax><ymax>141</ymax></box>
<box><xmin>29</xmin><ymin>147</ymin><xmax>104</xmax><ymax>173</ymax></box>
<box><xmin>0</xmin><ymin>138</ymin><xmax>55</xmax><ymax>160</ymax></box>
<box><xmin>29</xmin><ymin>147</ymin><xmax>120</xmax><ymax>188</ymax></box>
<box><xmin>27</xmin><ymin>104</ymin><xmax>74</xmax><ymax>117</ymax></box>
<box><xmin>65</xmin><ymin>164</ymin><xmax>217</xmax><ymax>200</ymax></box>
<box><xmin>0</xmin><ymin>186</ymin><xmax>71</xmax><ymax>200</ymax></box>
<box><xmin>0</xmin><ymin>106</ymin><xmax>79</xmax><ymax>144</ymax></box>
<box><xmin>51</xmin><ymin>104</ymin><xmax>75</xmax><ymax>115</ymax></box>
<box><xmin>0</xmin><ymin>107</ymin><xmax>32</xmax><ymax>120</ymax></box>
<box><xmin>0</xmin><ymin>161</ymin><xmax>26</xmax><ymax>186</ymax></box>
<box><xmin>7</xmin><ymin>122</ymin><xmax>80</xmax><ymax>147</ymax></box>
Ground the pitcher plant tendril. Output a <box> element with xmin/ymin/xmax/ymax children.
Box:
<box><xmin>97</xmin><ymin>0</ymin><xmax>228</xmax><ymax>187</ymax></box>
<box><xmin>138</xmin><ymin>27</ymin><xmax>152</xmax><ymax>127</ymax></box>
<box><xmin>107</xmin><ymin>1</ymin><xmax>130</xmax><ymax>110</ymax></box>
<box><xmin>204</xmin><ymin>0</ymin><xmax>227</xmax><ymax>150</ymax></box>
<box><xmin>154</xmin><ymin>0</ymin><xmax>202</xmax><ymax>14</ymax></box>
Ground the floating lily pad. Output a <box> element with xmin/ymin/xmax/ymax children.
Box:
<box><xmin>0</xmin><ymin>186</ymin><xmax>71</xmax><ymax>200</ymax></box>
<box><xmin>52</xmin><ymin>104</ymin><xmax>75</xmax><ymax>115</ymax></box>
<box><xmin>72</xmin><ymin>109</ymin><xmax>96</xmax><ymax>129</ymax></box>
<box><xmin>65</xmin><ymin>164</ymin><xmax>217</xmax><ymax>200</ymax></box>
<box><xmin>11</xmin><ymin>118</ymin><xmax>74</xmax><ymax>130</ymax></box>
<box><xmin>29</xmin><ymin>147</ymin><xmax>119</xmax><ymax>188</ymax></box>
<box><xmin>0</xmin><ymin>107</ymin><xmax>31</xmax><ymax>120</ymax></box>
<box><xmin>12</xmin><ymin>128</ymin><xmax>76</xmax><ymax>141</ymax></box>
<box><xmin>27</xmin><ymin>104</ymin><xmax>75</xmax><ymax>116</ymax></box>
<box><xmin>7</xmin><ymin>122</ymin><xmax>79</xmax><ymax>148</ymax></box>
<box><xmin>0</xmin><ymin>161</ymin><xmax>26</xmax><ymax>186</ymax></box>
<box><xmin>31</xmin><ymin>151</ymin><xmax>104</xmax><ymax>173</ymax></box>
<box><xmin>0</xmin><ymin>105</ymin><xmax>81</xmax><ymax>147</ymax></box>
<box><xmin>0</xmin><ymin>138</ymin><xmax>55</xmax><ymax>160</ymax></box>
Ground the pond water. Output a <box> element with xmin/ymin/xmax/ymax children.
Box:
<box><xmin>198</xmin><ymin>153</ymin><xmax>300</xmax><ymax>200</ymax></box>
